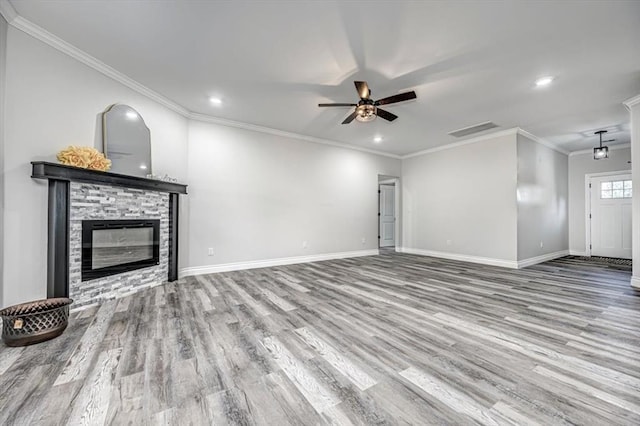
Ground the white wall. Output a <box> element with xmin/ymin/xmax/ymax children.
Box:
<box><xmin>568</xmin><ymin>147</ymin><xmax>631</xmax><ymax>255</ymax></box>
<box><xmin>0</xmin><ymin>15</ymin><xmax>7</xmax><ymax>308</ymax></box>
<box><xmin>401</xmin><ymin>133</ymin><xmax>518</xmax><ymax>264</ymax></box>
<box><xmin>186</xmin><ymin>120</ymin><xmax>401</xmax><ymax>271</ymax></box>
<box><xmin>628</xmin><ymin>96</ymin><xmax>640</xmax><ymax>288</ymax></box>
<box><xmin>516</xmin><ymin>134</ymin><xmax>568</xmax><ymax>261</ymax></box>
<box><xmin>2</xmin><ymin>28</ymin><xmax>189</xmax><ymax>307</ymax></box>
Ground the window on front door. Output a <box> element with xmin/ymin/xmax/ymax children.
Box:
<box><xmin>600</xmin><ymin>180</ymin><xmax>632</xmax><ymax>199</ymax></box>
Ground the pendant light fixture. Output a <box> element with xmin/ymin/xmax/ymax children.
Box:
<box><xmin>593</xmin><ymin>130</ymin><xmax>613</xmax><ymax>160</ymax></box>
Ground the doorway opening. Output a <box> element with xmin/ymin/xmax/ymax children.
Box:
<box><xmin>378</xmin><ymin>175</ymin><xmax>400</xmax><ymax>251</ymax></box>
<box><xmin>586</xmin><ymin>170</ymin><xmax>632</xmax><ymax>260</ymax></box>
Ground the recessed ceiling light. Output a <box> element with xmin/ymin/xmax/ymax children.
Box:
<box><xmin>373</xmin><ymin>136</ymin><xmax>382</xmax><ymax>143</ymax></box>
<box><xmin>535</xmin><ymin>76</ymin><xmax>554</xmax><ymax>87</ymax></box>
<box><xmin>209</xmin><ymin>97</ymin><xmax>222</xmax><ymax>105</ymax></box>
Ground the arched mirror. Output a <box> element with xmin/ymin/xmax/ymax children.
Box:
<box><xmin>102</xmin><ymin>104</ymin><xmax>152</xmax><ymax>177</ymax></box>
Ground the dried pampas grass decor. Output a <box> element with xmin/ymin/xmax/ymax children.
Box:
<box><xmin>56</xmin><ymin>146</ymin><xmax>112</xmax><ymax>172</ymax></box>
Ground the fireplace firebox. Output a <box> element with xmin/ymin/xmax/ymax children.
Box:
<box><xmin>81</xmin><ymin>219</ymin><xmax>160</xmax><ymax>281</ymax></box>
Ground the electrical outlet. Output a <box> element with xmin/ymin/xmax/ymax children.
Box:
<box><xmin>446</xmin><ymin>239</ymin><xmax>452</xmax><ymax>246</ymax></box>
<box><xmin>540</xmin><ymin>241</ymin><xmax>544</xmax><ymax>248</ymax></box>
<box><xmin>302</xmin><ymin>241</ymin><xmax>308</xmax><ymax>249</ymax></box>
<box><xmin>207</xmin><ymin>248</ymin><xmax>214</xmax><ymax>256</ymax></box>
<box><xmin>361</xmin><ymin>237</ymin><xmax>366</xmax><ymax>245</ymax></box>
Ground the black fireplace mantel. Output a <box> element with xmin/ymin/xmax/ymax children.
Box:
<box><xmin>31</xmin><ymin>161</ymin><xmax>188</xmax><ymax>299</ymax></box>
<box><xmin>32</xmin><ymin>161</ymin><xmax>188</xmax><ymax>194</ymax></box>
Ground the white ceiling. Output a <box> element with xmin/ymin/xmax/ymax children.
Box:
<box><xmin>7</xmin><ymin>0</ymin><xmax>640</xmax><ymax>156</ymax></box>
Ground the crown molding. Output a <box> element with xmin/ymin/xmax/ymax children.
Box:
<box><xmin>0</xmin><ymin>0</ymin><xmax>17</xmax><ymax>24</ymax></box>
<box><xmin>7</xmin><ymin>10</ymin><xmax>400</xmax><ymax>160</ymax></box>
<box><xmin>401</xmin><ymin>127</ymin><xmax>570</xmax><ymax>160</ymax></box>
<box><xmin>401</xmin><ymin>128</ymin><xmax>519</xmax><ymax>159</ymax></box>
<box><xmin>8</xmin><ymin>13</ymin><xmax>190</xmax><ymax>117</ymax></box>
<box><xmin>189</xmin><ymin>112</ymin><xmax>401</xmax><ymax>159</ymax></box>
<box><xmin>623</xmin><ymin>94</ymin><xmax>640</xmax><ymax>109</ymax></box>
<box><xmin>516</xmin><ymin>128</ymin><xmax>569</xmax><ymax>155</ymax></box>
<box><xmin>568</xmin><ymin>143</ymin><xmax>630</xmax><ymax>157</ymax></box>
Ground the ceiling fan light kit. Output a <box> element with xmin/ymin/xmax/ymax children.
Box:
<box><xmin>318</xmin><ymin>81</ymin><xmax>416</xmax><ymax>124</ymax></box>
<box><xmin>593</xmin><ymin>130</ymin><xmax>613</xmax><ymax>160</ymax></box>
<box><xmin>355</xmin><ymin>104</ymin><xmax>377</xmax><ymax>122</ymax></box>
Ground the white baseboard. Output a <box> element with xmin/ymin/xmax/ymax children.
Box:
<box><xmin>631</xmin><ymin>277</ymin><xmax>640</xmax><ymax>289</ymax></box>
<box><xmin>179</xmin><ymin>249</ymin><xmax>380</xmax><ymax>278</ymax></box>
<box><xmin>397</xmin><ymin>247</ymin><xmax>518</xmax><ymax>269</ymax></box>
<box><xmin>569</xmin><ymin>250</ymin><xmax>588</xmax><ymax>256</ymax></box>
<box><xmin>517</xmin><ymin>250</ymin><xmax>569</xmax><ymax>269</ymax></box>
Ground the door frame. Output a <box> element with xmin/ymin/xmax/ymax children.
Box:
<box><xmin>584</xmin><ymin>169</ymin><xmax>631</xmax><ymax>256</ymax></box>
<box><xmin>378</xmin><ymin>177</ymin><xmax>400</xmax><ymax>249</ymax></box>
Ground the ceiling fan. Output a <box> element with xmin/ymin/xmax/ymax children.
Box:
<box><xmin>318</xmin><ymin>81</ymin><xmax>417</xmax><ymax>124</ymax></box>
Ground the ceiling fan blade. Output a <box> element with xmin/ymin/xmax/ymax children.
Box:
<box><xmin>342</xmin><ymin>111</ymin><xmax>358</xmax><ymax>124</ymax></box>
<box><xmin>376</xmin><ymin>108</ymin><xmax>398</xmax><ymax>122</ymax></box>
<box><xmin>318</xmin><ymin>103</ymin><xmax>358</xmax><ymax>107</ymax></box>
<box><xmin>354</xmin><ymin>81</ymin><xmax>371</xmax><ymax>99</ymax></box>
<box><xmin>375</xmin><ymin>91</ymin><xmax>417</xmax><ymax>106</ymax></box>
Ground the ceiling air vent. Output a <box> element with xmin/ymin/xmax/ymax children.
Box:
<box><xmin>448</xmin><ymin>121</ymin><xmax>499</xmax><ymax>138</ymax></box>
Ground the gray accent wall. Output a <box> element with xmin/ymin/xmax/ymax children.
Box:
<box><xmin>401</xmin><ymin>133</ymin><xmax>518</xmax><ymax>263</ymax></box>
<box><xmin>516</xmin><ymin>134</ymin><xmax>569</xmax><ymax>261</ymax></box>
<box><xmin>568</xmin><ymin>147</ymin><xmax>631</xmax><ymax>255</ymax></box>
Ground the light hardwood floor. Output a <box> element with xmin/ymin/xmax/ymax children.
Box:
<box><xmin>1</xmin><ymin>253</ymin><xmax>639</xmax><ymax>425</ymax></box>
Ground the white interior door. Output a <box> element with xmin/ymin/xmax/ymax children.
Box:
<box><xmin>590</xmin><ymin>174</ymin><xmax>632</xmax><ymax>259</ymax></box>
<box><xmin>379</xmin><ymin>184</ymin><xmax>395</xmax><ymax>247</ymax></box>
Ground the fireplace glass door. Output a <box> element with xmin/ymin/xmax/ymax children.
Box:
<box><xmin>82</xmin><ymin>219</ymin><xmax>160</xmax><ymax>281</ymax></box>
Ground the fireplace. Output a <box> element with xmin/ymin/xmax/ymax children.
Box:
<box><xmin>81</xmin><ymin>219</ymin><xmax>160</xmax><ymax>281</ymax></box>
<box><xmin>32</xmin><ymin>161</ymin><xmax>187</xmax><ymax>306</ymax></box>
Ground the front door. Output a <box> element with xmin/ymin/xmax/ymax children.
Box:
<box><xmin>379</xmin><ymin>184</ymin><xmax>395</xmax><ymax>247</ymax></box>
<box><xmin>590</xmin><ymin>173</ymin><xmax>632</xmax><ymax>259</ymax></box>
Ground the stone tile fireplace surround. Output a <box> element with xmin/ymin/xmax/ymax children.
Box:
<box><xmin>31</xmin><ymin>162</ymin><xmax>187</xmax><ymax>310</ymax></box>
<box><xmin>69</xmin><ymin>183</ymin><xmax>168</xmax><ymax>308</ymax></box>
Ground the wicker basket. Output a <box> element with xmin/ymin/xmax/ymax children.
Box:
<box><xmin>0</xmin><ymin>298</ymin><xmax>73</xmax><ymax>347</ymax></box>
